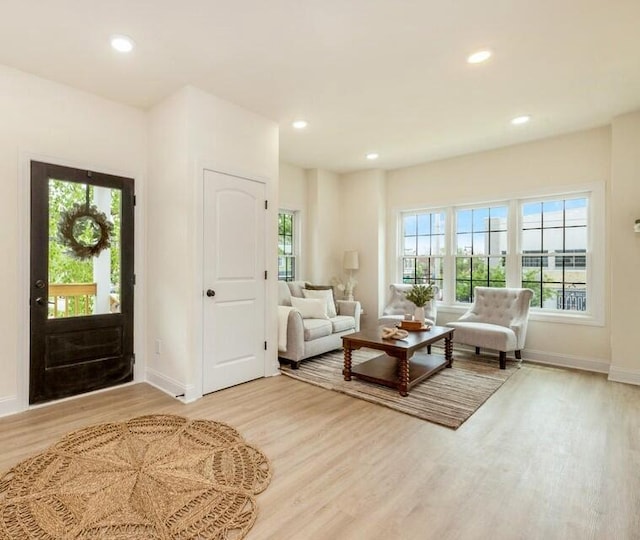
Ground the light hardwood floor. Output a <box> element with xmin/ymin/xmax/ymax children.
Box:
<box><xmin>1</xmin><ymin>363</ymin><xmax>639</xmax><ymax>540</ymax></box>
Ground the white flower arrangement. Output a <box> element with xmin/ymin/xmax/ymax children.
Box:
<box><xmin>330</xmin><ymin>275</ymin><xmax>358</xmax><ymax>300</ymax></box>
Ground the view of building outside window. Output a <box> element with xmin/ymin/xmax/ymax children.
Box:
<box><xmin>278</xmin><ymin>211</ymin><xmax>296</xmax><ymax>281</ymax></box>
<box><xmin>455</xmin><ymin>206</ymin><xmax>508</xmax><ymax>303</ymax></box>
<box><xmin>520</xmin><ymin>198</ymin><xmax>588</xmax><ymax>311</ymax></box>
<box><xmin>402</xmin><ymin>211</ymin><xmax>445</xmax><ymax>298</ymax></box>
<box><xmin>399</xmin><ymin>195</ymin><xmax>589</xmax><ymax>313</ymax></box>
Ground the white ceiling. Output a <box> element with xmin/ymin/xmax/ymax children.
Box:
<box><xmin>2</xmin><ymin>1</ymin><xmax>639</xmax><ymax>173</ymax></box>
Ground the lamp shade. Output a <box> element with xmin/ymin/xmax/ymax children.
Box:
<box><xmin>343</xmin><ymin>250</ymin><xmax>359</xmax><ymax>270</ymax></box>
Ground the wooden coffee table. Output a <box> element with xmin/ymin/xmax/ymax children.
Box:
<box><xmin>342</xmin><ymin>325</ymin><xmax>454</xmax><ymax>396</ymax></box>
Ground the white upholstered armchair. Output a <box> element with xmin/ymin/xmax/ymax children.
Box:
<box><xmin>446</xmin><ymin>287</ymin><xmax>533</xmax><ymax>369</ymax></box>
<box><xmin>378</xmin><ymin>283</ymin><xmax>438</xmax><ymax>327</ymax></box>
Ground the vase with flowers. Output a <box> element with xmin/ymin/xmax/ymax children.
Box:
<box><xmin>405</xmin><ymin>284</ymin><xmax>435</xmax><ymax>325</ymax></box>
<box><xmin>330</xmin><ymin>275</ymin><xmax>358</xmax><ymax>301</ymax></box>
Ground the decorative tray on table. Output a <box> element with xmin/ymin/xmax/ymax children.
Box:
<box><xmin>398</xmin><ymin>320</ymin><xmax>432</xmax><ymax>331</ymax></box>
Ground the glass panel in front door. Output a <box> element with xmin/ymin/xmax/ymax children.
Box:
<box><xmin>48</xmin><ymin>178</ymin><xmax>122</xmax><ymax>318</ymax></box>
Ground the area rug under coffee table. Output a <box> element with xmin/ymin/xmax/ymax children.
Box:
<box><xmin>0</xmin><ymin>414</ymin><xmax>271</xmax><ymax>539</ymax></box>
<box><xmin>280</xmin><ymin>348</ymin><xmax>518</xmax><ymax>429</ymax></box>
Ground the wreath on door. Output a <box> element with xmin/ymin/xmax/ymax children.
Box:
<box><xmin>58</xmin><ymin>202</ymin><xmax>113</xmax><ymax>260</ymax></box>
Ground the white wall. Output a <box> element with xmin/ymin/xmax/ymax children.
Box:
<box><xmin>278</xmin><ymin>164</ymin><xmax>386</xmax><ymax>314</ymax></box>
<box><xmin>279</xmin><ymin>161</ymin><xmax>307</xmax><ymax>211</ymax></box>
<box><xmin>306</xmin><ymin>168</ymin><xmax>342</xmax><ymax>283</ymax></box>
<box><xmin>0</xmin><ymin>64</ymin><xmax>147</xmax><ymax>416</ymax></box>
<box><xmin>147</xmin><ymin>86</ymin><xmax>279</xmax><ymax>400</ymax></box>
<box><xmin>609</xmin><ymin>111</ymin><xmax>640</xmax><ymax>383</ymax></box>
<box><xmin>385</xmin><ymin>127</ymin><xmax>612</xmax><ymax>369</ymax></box>
<box><xmin>339</xmin><ymin>169</ymin><xmax>386</xmax><ymax>316</ymax></box>
<box><xmin>146</xmin><ymin>88</ymin><xmax>191</xmax><ymax>394</ymax></box>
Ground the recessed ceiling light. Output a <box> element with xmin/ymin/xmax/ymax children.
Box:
<box><xmin>467</xmin><ymin>49</ymin><xmax>492</xmax><ymax>64</ymax></box>
<box><xmin>292</xmin><ymin>120</ymin><xmax>308</xmax><ymax>129</ymax></box>
<box><xmin>110</xmin><ymin>35</ymin><xmax>135</xmax><ymax>53</ymax></box>
<box><xmin>366</xmin><ymin>152</ymin><xmax>379</xmax><ymax>160</ymax></box>
<box><xmin>511</xmin><ymin>115</ymin><xmax>531</xmax><ymax>125</ymax></box>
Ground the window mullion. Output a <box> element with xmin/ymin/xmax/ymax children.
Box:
<box><xmin>507</xmin><ymin>199</ymin><xmax>519</xmax><ymax>287</ymax></box>
<box><xmin>444</xmin><ymin>206</ymin><xmax>455</xmax><ymax>304</ymax></box>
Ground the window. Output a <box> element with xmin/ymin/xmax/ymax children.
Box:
<box><xmin>396</xmin><ymin>187</ymin><xmax>599</xmax><ymax>319</ymax></box>
<box><xmin>278</xmin><ymin>211</ymin><xmax>296</xmax><ymax>281</ymax></box>
<box><xmin>455</xmin><ymin>206</ymin><xmax>507</xmax><ymax>303</ymax></box>
<box><xmin>520</xmin><ymin>197</ymin><xmax>588</xmax><ymax>311</ymax></box>
<box><xmin>401</xmin><ymin>211</ymin><xmax>445</xmax><ymax>295</ymax></box>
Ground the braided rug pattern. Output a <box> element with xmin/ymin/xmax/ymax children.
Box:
<box><xmin>0</xmin><ymin>414</ymin><xmax>271</xmax><ymax>539</ymax></box>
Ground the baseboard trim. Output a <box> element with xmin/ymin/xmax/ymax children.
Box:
<box><xmin>523</xmin><ymin>348</ymin><xmax>610</xmax><ymax>374</ymax></box>
<box><xmin>181</xmin><ymin>385</ymin><xmax>200</xmax><ymax>404</ymax></box>
<box><xmin>351</xmin><ymin>343</ymin><xmax>635</xmax><ymax>385</ymax></box>
<box><xmin>607</xmin><ymin>366</ymin><xmax>640</xmax><ymax>386</ymax></box>
<box><xmin>0</xmin><ymin>395</ymin><xmax>20</xmax><ymax>418</ymax></box>
<box><xmin>145</xmin><ymin>368</ymin><xmax>186</xmax><ymax>399</ymax></box>
<box><xmin>447</xmin><ymin>343</ymin><xmax>610</xmax><ymax>374</ymax></box>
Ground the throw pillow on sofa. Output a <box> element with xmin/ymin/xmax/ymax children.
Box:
<box><xmin>290</xmin><ymin>297</ymin><xmax>329</xmax><ymax>319</ymax></box>
<box><xmin>305</xmin><ymin>283</ymin><xmax>339</xmax><ymax>311</ymax></box>
<box><xmin>302</xmin><ymin>288</ymin><xmax>337</xmax><ymax>318</ymax></box>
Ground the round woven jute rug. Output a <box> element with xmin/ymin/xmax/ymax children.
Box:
<box><xmin>0</xmin><ymin>414</ymin><xmax>272</xmax><ymax>539</ymax></box>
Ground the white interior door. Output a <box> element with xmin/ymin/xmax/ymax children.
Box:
<box><xmin>202</xmin><ymin>170</ymin><xmax>266</xmax><ymax>394</ymax></box>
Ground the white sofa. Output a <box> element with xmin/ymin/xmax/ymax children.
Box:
<box><xmin>278</xmin><ymin>281</ymin><xmax>361</xmax><ymax>369</ymax></box>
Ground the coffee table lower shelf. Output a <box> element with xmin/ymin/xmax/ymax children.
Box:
<box><xmin>351</xmin><ymin>352</ymin><xmax>447</xmax><ymax>392</ymax></box>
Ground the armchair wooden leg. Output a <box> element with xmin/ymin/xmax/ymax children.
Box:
<box><xmin>499</xmin><ymin>351</ymin><xmax>506</xmax><ymax>370</ymax></box>
<box><xmin>475</xmin><ymin>347</ymin><xmax>480</xmax><ymax>355</ymax></box>
<box><xmin>290</xmin><ymin>360</ymin><xmax>301</xmax><ymax>370</ymax></box>
<box><xmin>515</xmin><ymin>350</ymin><xmax>522</xmax><ymax>360</ymax></box>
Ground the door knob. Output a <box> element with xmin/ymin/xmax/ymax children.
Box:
<box><xmin>35</xmin><ymin>297</ymin><xmax>46</xmax><ymax>306</ymax></box>
<box><xmin>206</xmin><ymin>289</ymin><xmax>216</xmax><ymax>297</ymax></box>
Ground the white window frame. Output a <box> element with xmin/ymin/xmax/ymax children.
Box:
<box><xmin>394</xmin><ymin>182</ymin><xmax>604</xmax><ymax>326</ymax></box>
<box><xmin>278</xmin><ymin>209</ymin><xmax>300</xmax><ymax>281</ymax></box>
<box><xmin>451</xmin><ymin>202</ymin><xmax>511</xmax><ymax>304</ymax></box>
<box><xmin>516</xmin><ymin>186</ymin><xmax>603</xmax><ymax>326</ymax></box>
<box><xmin>398</xmin><ymin>209</ymin><xmax>446</xmax><ymax>296</ymax></box>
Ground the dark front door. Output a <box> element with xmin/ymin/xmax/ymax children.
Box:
<box><xmin>30</xmin><ymin>161</ymin><xmax>135</xmax><ymax>404</ymax></box>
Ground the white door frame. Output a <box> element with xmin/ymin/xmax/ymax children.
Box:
<box><xmin>14</xmin><ymin>151</ymin><xmax>146</xmax><ymax>417</ymax></box>
<box><xmin>187</xmin><ymin>164</ymin><xmax>278</xmax><ymax>404</ymax></box>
